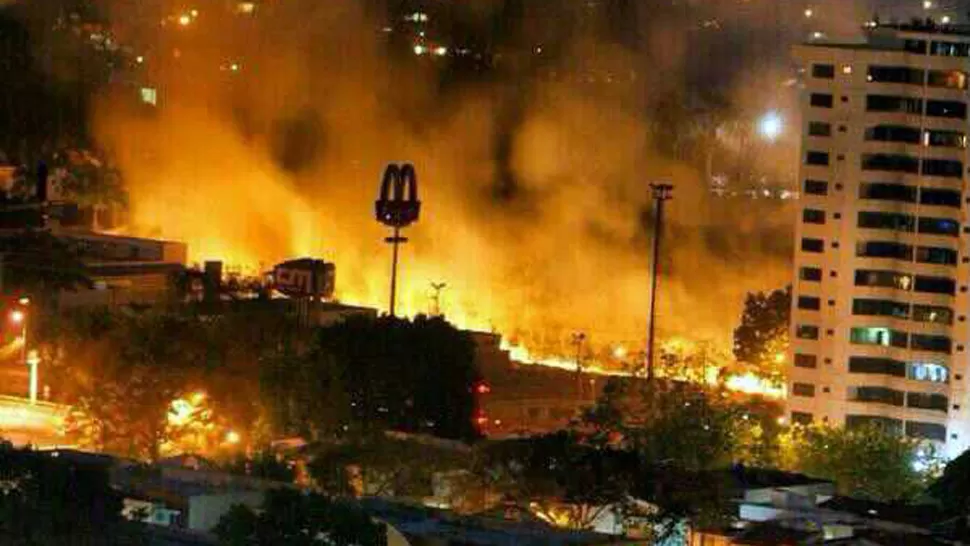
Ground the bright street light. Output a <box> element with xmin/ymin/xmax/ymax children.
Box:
<box><xmin>757</xmin><ymin>111</ymin><xmax>784</xmax><ymax>141</ymax></box>
<box><xmin>8</xmin><ymin>310</ymin><xmax>24</xmax><ymax>324</ymax></box>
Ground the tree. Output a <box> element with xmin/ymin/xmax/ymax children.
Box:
<box><xmin>223</xmin><ymin>450</ymin><xmax>297</xmax><ymax>483</ymax></box>
<box><xmin>471</xmin><ymin>432</ymin><xmax>638</xmax><ymax>530</ymax></box>
<box><xmin>264</xmin><ymin>315</ymin><xmax>482</xmax><ymax>441</ymax></box>
<box><xmin>785</xmin><ymin>423</ymin><xmax>933</xmax><ymax>502</ymax></box>
<box><xmin>733</xmin><ymin>286</ymin><xmax>791</xmax><ymax>382</ymax></box>
<box><xmin>928</xmin><ymin>447</ymin><xmax>970</xmax><ymax>515</ymax></box>
<box><xmin>579</xmin><ymin>379</ymin><xmax>754</xmax><ymax>471</ymax></box>
<box><xmin>309</xmin><ymin>433</ymin><xmax>467</xmax><ymax>499</ymax></box>
<box><xmin>0</xmin><ymin>442</ymin><xmax>134</xmax><ymax>544</ymax></box>
<box><xmin>214</xmin><ymin>489</ymin><xmax>386</xmax><ymax>546</ymax></box>
<box><xmin>64</xmin><ymin>311</ymin><xmax>213</xmax><ymax>460</ymax></box>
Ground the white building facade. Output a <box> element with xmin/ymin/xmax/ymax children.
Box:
<box><xmin>790</xmin><ymin>24</ymin><xmax>970</xmax><ymax>458</ymax></box>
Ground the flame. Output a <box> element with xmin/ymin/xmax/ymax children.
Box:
<box><xmin>500</xmin><ymin>339</ymin><xmax>785</xmax><ymax>398</ymax></box>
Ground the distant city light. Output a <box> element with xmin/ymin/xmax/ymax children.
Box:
<box><xmin>804</xmin><ymin>7</ymin><xmax>814</xmax><ymax>18</ymax></box>
<box><xmin>613</xmin><ymin>346</ymin><xmax>627</xmax><ymax>359</ymax></box>
<box><xmin>434</xmin><ymin>46</ymin><xmax>448</xmax><ymax>57</ymax></box>
<box><xmin>136</xmin><ymin>55</ymin><xmax>144</xmax><ymax>64</ymax></box>
<box><xmin>190</xmin><ymin>9</ymin><xmax>199</xmax><ymax>18</ymax></box>
<box><xmin>230</xmin><ymin>63</ymin><xmax>240</xmax><ymax>72</ymax></box>
<box><xmin>757</xmin><ymin>111</ymin><xmax>784</xmax><ymax>141</ymax></box>
<box><xmin>237</xmin><ymin>2</ymin><xmax>256</xmax><ymax>15</ymax></box>
<box><xmin>17</xmin><ymin>297</ymin><xmax>29</xmax><ymax>305</ymax></box>
<box><xmin>178</xmin><ymin>14</ymin><xmax>191</xmax><ymax>26</ymax></box>
<box><xmin>225</xmin><ymin>430</ymin><xmax>241</xmax><ymax>444</ymax></box>
<box><xmin>941</xmin><ymin>15</ymin><xmax>952</xmax><ymax>24</ymax></box>
<box><xmin>811</xmin><ymin>31</ymin><xmax>825</xmax><ymax>40</ymax></box>
<box><xmin>413</xmin><ymin>44</ymin><xmax>426</xmax><ymax>56</ymax></box>
<box><xmin>924</xmin><ymin>0</ymin><xmax>934</xmax><ymax>9</ymax></box>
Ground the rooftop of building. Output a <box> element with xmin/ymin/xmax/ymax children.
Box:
<box><xmin>720</xmin><ymin>464</ymin><xmax>832</xmax><ymax>491</ymax></box>
<box><xmin>800</xmin><ymin>21</ymin><xmax>970</xmax><ymax>53</ymax></box>
<box><xmin>358</xmin><ymin>497</ymin><xmax>636</xmax><ymax>546</ymax></box>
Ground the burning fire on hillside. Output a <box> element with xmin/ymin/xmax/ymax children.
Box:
<box><xmin>80</xmin><ymin>0</ymin><xmax>795</xmax><ymax>398</ymax></box>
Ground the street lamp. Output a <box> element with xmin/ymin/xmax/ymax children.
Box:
<box><xmin>757</xmin><ymin>111</ymin><xmax>784</xmax><ymax>142</ymax></box>
<box><xmin>9</xmin><ymin>297</ymin><xmax>36</xmax><ymax>404</ymax></box>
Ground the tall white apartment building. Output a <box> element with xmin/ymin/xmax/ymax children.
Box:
<box><xmin>790</xmin><ymin>24</ymin><xmax>970</xmax><ymax>458</ymax></box>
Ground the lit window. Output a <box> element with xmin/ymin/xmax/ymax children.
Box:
<box><xmin>140</xmin><ymin>87</ymin><xmax>157</xmax><ymax>106</ymax></box>
<box><xmin>909</xmin><ymin>361</ymin><xmax>949</xmax><ymax>383</ymax></box>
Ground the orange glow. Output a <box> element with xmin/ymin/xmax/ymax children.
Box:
<box><xmin>95</xmin><ymin>1</ymin><xmax>793</xmax><ymax>394</ymax></box>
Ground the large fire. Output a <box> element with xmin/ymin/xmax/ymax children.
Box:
<box><xmin>84</xmin><ymin>0</ymin><xmax>793</xmax><ymax>400</ymax></box>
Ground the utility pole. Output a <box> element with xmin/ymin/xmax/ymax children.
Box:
<box><xmin>572</xmin><ymin>331</ymin><xmax>586</xmax><ymax>398</ymax></box>
<box><xmin>646</xmin><ymin>182</ymin><xmax>673</xmax><ymax>381</ymax></box>
<box><xmin>430</xmin><ymin>282</ymin><xmax>447</xmax><ymax>316</ymax></box>
<box><xmin>375</xmin><ymin>164</ymin><xmax>421</xmax><ymax>317</ymax></box>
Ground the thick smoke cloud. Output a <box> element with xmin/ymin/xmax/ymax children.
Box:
<box><xmin>85</xmin><ymin>0</ymin><xmax>859</xmax><ymax>355</ymax></box>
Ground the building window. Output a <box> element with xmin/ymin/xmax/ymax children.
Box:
<box><xmin>924</xmin><ymin>129</ymin><xmax>967</xmax><ymax>149</ymax></box>
<box><xmin>849</xmin><ymin>327</ymin><xmax>907</xmax><ymax>348</ymax></box>
<box><xmin>801</xmin><ymin>238</ymin><xmax>825</xmax><ymax>253</ymax></box>
<box><xmin>791</xmin><ymin>412</ymin><xmax>813</xmax><ymax>425</ymax></box>
<box><xmin>926</xmin><ymin>99</ymin><xmax>967</xmax><ymax>119</ymax></box>
<box><xmin>916</xmin><ymin>246</ymin><xmax>957</xmax><ymax>266</ymax></box>
<box><xmin>931</xmin><ymin>41</ymin><xmax>970</xmax><ymax>57</ymax></box>
<box><xmin>798</xmin><ymin>296</ymin><xmax>821</xmax><ymax>310</ymax></box>
<box><xmin>905</xmin><ymin>421</ymin><xmax>946</xmax><ymax>441</ymax></box>
<box><xmin>808</xmin><ymin>121</ymin><xmax>832</xmax><ymax>137</ymax></box>
<box><xmin>858</xmin><ymin>211</ymin><xmax>914</xmax><ymax>232</ymax></box>
<box><xmin>907</xmin><ymin>392</ymin><xmax>949</xmax><ymax>412</ymax></box>
<box><xmin>852</xmin><ymin>298</ymin><xmax>909</xmax><ymax>319</ymax></box>
<box><xmin>856</xmin><ymin>241</ymin><xmax>913</xmax><ymax>260</ymax></box>
<box><xmin>912</xmin><ymin>305</ymin><xmax>953</xmax><ymax>325</ymax></box>
<box><xmin>928</xmin><ymin>69</ymin><xmax>969</xmax><ymax>89</ymax></box>
<box><xmin>910</xmin><ymin>334</ymin><xmax>952</xmax><ymax>354</ymax></box>
<box><xmin>846</xmin><ymin>415</ymin><xmax>902</xmax><ymax>434</ymax></box>
<box><xmin>866</xmin><ymin>95</ymin><xmax>922</xmax><ymax>114</ymax></box>
<box><xmin>804</xmin><ymin>179</ymin><xmax>828</xmax><ymax>195</ymax></box>
<box><xmin>800</xmin><ymin>267</ymin><xmax>822</xmax><ymax>281</ymax></box>
<box><xmin>796</xmin><ymin>325</ymin><xmax>819</xmax><ymax>340</ymax></box>
<box><xmin>864</xmin><ymin>124</ymin><xmax>921</xmax><ymax>144</ymax></box>
<box><xmin>810</xmin><ymin>93</ymin><xmax>834</xmax><ymax>108</ymax></box>
<box><xmin>854</xmin><ymin>269</ymin><xmax>912</xmax><ymax>290</ymax></box>
<box><xmin>859</xmin><ymin>182</ymin><xmax>916</xmax><ymax>203</ymax></box>
<box><xmin>806</xmin><ymin>151</ymin><xmax>830</xmax><ymax>166</ymax></box>
<box><xmin>812</xmin><ymin>64</ymin><xmax>835</xmax><ymax>78</ymax></box>
<box><xmin>922</xmin><ymin>159</ymin><xmax>964</xmax><ymax>178</ymax></box>
<box><xmin>918</xmin><ymin>217</ymin><xmax>960</xmax><ymax>237</ymax></box>
<box><xmin>849</xmin><ymin>386</ymin><xmax>905</xmax><ymax>406</ymax></box>
<box><xmin>861</xmin><ymin>153</ymin><xmax>919</xmax><ymax>173</ymax></box>
<box><xmin>913</xmin><ymin>275</ymin><xmax>955</xmax><ymax>295</ymax></box>
<box><xmin>794</xmin><ymin>354</ymin><xmax>818</xmax><ymax>369</ymax></box>
<box><xmin>909</xmin><ymin>361</ymin><xmax>949</xmax><ymax>383</ymax></box>
<box><xmin>920</xmin><ymin>187</ymin><xmax>961</xmax><ymax>208</ymax></box>
<box><xmin>848</xmin><ymin>356</ymin><xmax>906</xmax><ymax>377</ymax></box>
<box><xmin>792</xmin><ymin>383</ymin><xmax>816</xmax><ymax>397</ymax></box>
<box><xmin>803</xmin><ymin>209</ymin><xmax>825</xmax><ymax>224</ymax></box>
<box><xmin>867</xmin><ymin>65</ymin><xmax>924</xmax><ymax>84</ymax></box>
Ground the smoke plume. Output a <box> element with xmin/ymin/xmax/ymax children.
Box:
<box><xmin>85</xmin><ymin>0</ymin><xmax>832</xmax><ymax>356</ymax></box>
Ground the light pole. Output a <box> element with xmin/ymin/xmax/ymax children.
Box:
<box><xmin>430</xmin><ymin>282</ymin><xmax>447</xmax><ymax>317</ymax></box>
<box><xmin>9</xmin><ymin>297</ymin><xmax>35</xmax><ymax>404</ymax></box>
<box><xmin>646</xmin><ymin>183</ymin><xmax>673</xmax><ymax>381</ymax></box>
<box><xmin>571</xmin><ymin>332</ymin><xmax>586</xmax><ymax>398</ymax></box>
